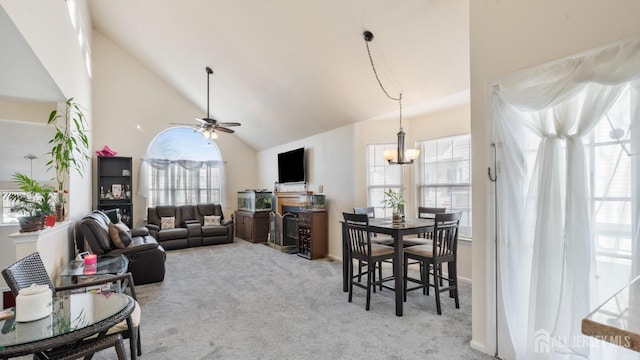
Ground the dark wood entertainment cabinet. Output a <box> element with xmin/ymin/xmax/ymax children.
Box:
<box><xmin>235</xmin><ymin>210</ymin><xmax>270</xmax><ymax>243</ymax></box>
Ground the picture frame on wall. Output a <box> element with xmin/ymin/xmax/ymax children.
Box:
<box><xmin>112</xmin><ymin>184</ymin><xmax>122</xmax><ymax>199</ymax></box>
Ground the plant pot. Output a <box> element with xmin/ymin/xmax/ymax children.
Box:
<box><xmin>55</xmin><ymin>204</ymin><xmax>64</xmax><ymax>222</ymax></box>
<box><xmin>18</xmin><ymin>215</ymin><xmax>46</xmax><ymax>233</ymax></box>
<box><xmin>45</xmin><ymin>215</ymin><xmax>56</xmax><ymax>227</ymax></box>
<box><xmin>392</xmin><ymin>213</ymin><xmax>402</xmax><ymax>224</ymax></box>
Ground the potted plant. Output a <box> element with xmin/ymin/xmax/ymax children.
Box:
<box><xmin>46</xmin><ymin>98</ymin><xmax>90</xmax><ymax>222</ymax></box>
<box><xmin>3</xmin><ymin>173</ymin><xmax>56</xmax><ymax>232</ymax></box>
<box><xmin>381</xmin><ymin>188</ymin><xmax>406</xmax><ymax>223</ymax></box>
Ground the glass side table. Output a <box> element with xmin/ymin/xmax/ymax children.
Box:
<box><xmin>60</xmin><ymin>254</ymin><xmax>129</xmax><ymax>292</ymax></box>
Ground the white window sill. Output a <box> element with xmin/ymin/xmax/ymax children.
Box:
<box><xmin>459</xmin><ymin>237</ymin><xmax>472</xmax><ymax>245</ymax></box>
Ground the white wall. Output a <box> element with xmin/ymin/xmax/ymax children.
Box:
<box><xmin>91</xmin><ymin>31</ymin><xmax>258</xmax><ymax>225</ymax></box>
<box><xmin>469</xmin><ymin>0</ymin><xmax>640</xmax><ymax>355</ymax></box>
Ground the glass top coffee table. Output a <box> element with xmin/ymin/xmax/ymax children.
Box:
<box><xmin>60</xmin><ymin>254</ymin><xmax>129</xmax><ymax>289</ymax></box>
<box><xmin>0</xmin><ymin>292</ymin><xmax>134</xmax><ymax>359</ymax></box>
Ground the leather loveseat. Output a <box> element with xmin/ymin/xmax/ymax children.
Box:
<box><xmin>146</xmin><ymin>203</ymin><xmax>234</xmax><ymax>250</ymax></box>
<box><xmin>79</xmin><ymin>210</ymin><xmax>166</xmax><ymax>285</ymax></box>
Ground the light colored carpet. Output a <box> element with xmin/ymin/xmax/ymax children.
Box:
<box><xmin>94</xmin><ymin>239</ymin><xmax>492</xmax><ymax>359</ymax></box>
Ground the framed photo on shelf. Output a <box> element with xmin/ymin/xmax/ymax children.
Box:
<box><xmin>111</xmin><ymin>184</ymin><xmax>122</xmax><ymax>199</ymax></box>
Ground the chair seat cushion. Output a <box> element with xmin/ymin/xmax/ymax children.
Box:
<box><xmin>157</xmin><ymin>228</ymin><xmax>188</xmax><ymax>241</ymax></box>
<box><xmin>405</xmin><ymin>245</ymin><xmax>436</xmax><ymax>258</ymax></box>
<box><xmin>402</xmin><ymin>238</ymin><xmax>433</xmax><ymax>247</ymax></box>
<box><xmin>201</xmin><ymin>225</ymin><xmax>228</xmax><ymax>236</ymax></box>
<box><xmin>368</xmin><ymin>243</ymin><xmax>394</xmax><ymax>257</ymax></box>
<box><xmin>107</xmin><ymin>300</ymin><xmax>141</xmax><ymax>335</ymax></box>
<box><xmin>371</xmin><ymin>235</ymin><xmax>394</xmax><ymax>245</ymax></box>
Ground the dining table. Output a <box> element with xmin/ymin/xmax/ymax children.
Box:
<box><xmin>0</xmin><ymin>292</ymin><xmax>134</xmax><ymax>359</ymax></box>
<box><xmin>342</xmin><ymin>217</ymin><xmax>435</xmax><ymax>316</ymax></box>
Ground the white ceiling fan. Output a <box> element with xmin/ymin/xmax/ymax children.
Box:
<box><xmin>172</xmin><ymin>66</ymin><xmax>241</xmax><ymax>138</ymax></box>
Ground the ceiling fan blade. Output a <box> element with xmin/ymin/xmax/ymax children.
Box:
<box><xmin>217</xmin><ymin>122</ymin><xmax>241</xmax><ymax>127</ymax></box>
<box><xmin>216</xmin><ymin>127</ymin><xmax>235</xmax><ymax>134</ymax></box>
<box><xmin>170</xmin><ymin>122</ymin><xmax>199</xmax><ymax>127</ymax></box>
<box><xmin>194</xmin><ymin>117</ymin><xmax>217</xmax><ymax>124</ymax></box>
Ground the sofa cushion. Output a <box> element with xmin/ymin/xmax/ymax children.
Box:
<box><xmin>204</xmin><ymin>215</ymin><xmax>221</xmax><ymax>226</ymax></box>
<box><xmin>196</xmin><ymin>204</ymin><xmax>224</xmax><ymax>222</ymax></box>
<box><xmin>108</xmin><ymin>222</ymin><xmax>133</xmax><ymax>249</ymax></box>
<box><xmin>202</xmin><ymin>225</ymin><xmax>228</xmax><ymax>236</ymax></box>
<box><xmin>157</xmin><ymin>227</ymin><xmax>189</xmax><ymax>241</ymax></box>
<box><xmin>103</xmin><ymin>208</ymin><xmax>121</xmax><ymax>223</ymax></box>
<box><xmin>161</xmin><ymin>216</ymin><xmax>175</xmax><ymax>230</ymax></box>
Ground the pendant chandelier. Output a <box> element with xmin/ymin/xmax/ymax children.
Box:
<box><xmin>363</xmin><ymin>30</ymin><xmax>420</xmax><ymax>164</ymax></box>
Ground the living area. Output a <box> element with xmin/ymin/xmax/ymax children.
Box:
<box><xmin>2</xmin><ymin>1</ymin><xmax>640</xmax><ymax>359</ymax></box>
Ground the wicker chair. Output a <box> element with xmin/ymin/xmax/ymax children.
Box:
<box><xmin>36</xmin><ymin>334</ymin><xmax>126</xmax><ymax>360</ymax></box>
<box><xmin>2</xmin><ymin>252</ymin><xmax>142</xmax><ymax>359</ymax></box>
<box><xmin>342</xmin><ymin>212</ymin><xmax>395</xmax><ymax>311</ymax></box>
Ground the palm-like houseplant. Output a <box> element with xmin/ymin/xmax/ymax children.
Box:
<box><xmin>46</xmin><ymin>98</ymin><xmax>90</xmax><ymax>221</ymax></box>
<box><xmin>4</xmin><ymin>173</ymin><xmax>55</xmax><ymax>231</ymax></box>
<box><xmin>381</xmin><ymin>188</ymin><xmax>406</xmax><ymax>223</ymax></box>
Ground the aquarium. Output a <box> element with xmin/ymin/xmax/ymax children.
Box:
<box><xmin>237</xmin><ymin>191</ymin><xmax>273</xmax><ymax>212</ymax></box>
<box><xmin>299</xmin><ymin>194</ymin><xmax>326</xmax><ymax>210</ymax></box>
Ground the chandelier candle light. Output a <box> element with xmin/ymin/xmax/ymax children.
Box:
<box><xmin>363</xmin><ymin>30</ymin><xmax>420</xmax><ymax>164</ymax></box>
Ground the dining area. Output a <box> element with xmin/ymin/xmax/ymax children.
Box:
<box><xmin>341</xmin><ymin>206</ymin><xmax>462</xmax><ymax>317</ymax></box>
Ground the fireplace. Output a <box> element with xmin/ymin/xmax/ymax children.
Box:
<box><xmin>280</xmin><ymin>206</ymin><xmax>299</xmax><ymax>253</ymax></box>
<box><xmin>267</xmin><ymin>206</ymin><xmax>299</xmax><ymax>253</ymax></box>
<box><xmin>267</xmin><ymin>192</ymin><xmax>310</xmax><ymax>253</ymax></box>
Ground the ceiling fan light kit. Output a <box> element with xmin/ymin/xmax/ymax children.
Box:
<box><xmin>171</xmin><ymin>66</ymin><xmax>241</xmax><ymax>140</ymax></box>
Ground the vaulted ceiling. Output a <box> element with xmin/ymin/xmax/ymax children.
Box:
<box><xmin>89</xmin><ymin>0</ymin><xmax>469</xmax><ymax>150</ymax></box>
<box><xmin>5</xmin><ymin>0</ymin><xmax>469</xmax><ymax>151</ymax></box>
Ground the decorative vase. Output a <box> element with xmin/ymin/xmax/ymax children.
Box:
<box><xmin>392</xmin><ymin>212</ymin><xmax>402</xmax><ymax>224</ymax></box>
<box><xmin>55</xmin><ymin>204</ymin><xmax>64</xmax><ymax>222</ymax></box>
<box><xmin>18</xmin><ymin>216</ymin><xmax>46</xmax><ymax>233</ymax></box>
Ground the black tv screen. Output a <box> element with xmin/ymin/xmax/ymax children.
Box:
<box><xmin>278</xmin><ymin>147</ymin><xmax>305</xmax><ymax>183</ymax></box>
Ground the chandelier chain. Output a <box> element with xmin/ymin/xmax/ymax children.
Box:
<box><xmin>365</xmin><ymin>40</ymin><xmax>403</xmax><ymax>129</ymax></box>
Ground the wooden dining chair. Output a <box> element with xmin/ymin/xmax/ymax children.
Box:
<box><xmin>402</xmin><ymin>206</ymin><xmax>447</xmax><ymax>247</ymax></box>
<box><xmin>352</xmin><ymin>207</ymin><xmax>394</xmax><ymax>289</ymax></box>
<box><xmin>403</xmin><ymin>212</ymin><xmax>461</xmax><ymax>315</ymax></box>
<box><xmin>2</xmin><ymin>252</ymin><xmax>142</xmax><ymax>359</ymax></box>
<box><xmin>352</xmin><ymin>207</ymin><xmax>394</xmax><ymax>245</ymax></box>
<box><xmin>343</xmin><ymin>212</ymin><xmax>395</xmax><ymax>311</ymax></box>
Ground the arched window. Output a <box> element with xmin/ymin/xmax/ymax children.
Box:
<box><xmin>139</xmin><ymin>127</ymin><xmax>225</xmax><ymax>207</ymax></box>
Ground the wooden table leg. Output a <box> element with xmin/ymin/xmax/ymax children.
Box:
<box><xmin>395</xmin><ymin>233</ymin><xmax>403</xmax><ymax>316</ymax></box>
<box><xmin>342</xmin><ymin>222</ymin><xmax>349</xmax><ymax>292</ymax></box>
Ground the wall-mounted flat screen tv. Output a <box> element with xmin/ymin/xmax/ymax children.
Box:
<box><xmin>278</xmin><ymin>147</ymin><xmax>305</xmax><ymax>183</ymax></box>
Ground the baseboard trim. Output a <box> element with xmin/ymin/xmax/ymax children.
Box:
<box><xmin>470</xmin><ymin>339</ymin><xmax>488</xmax><ymax>355</ymax></box>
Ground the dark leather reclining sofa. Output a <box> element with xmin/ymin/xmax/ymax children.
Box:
<box><xmin>79</xmin><ymin>210</ymin><xmax>166</xmax><ymax>285</ymax></box>
<box><xmin>146</xmin><ymin>203</ymin><xmax>234</xmax><ymax>250</ymax></box>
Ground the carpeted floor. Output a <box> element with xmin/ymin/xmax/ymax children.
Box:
<box><xmin>94</xmin><ymin>239</ymin><xmax>492</xmax><ymax>359</ymax></box>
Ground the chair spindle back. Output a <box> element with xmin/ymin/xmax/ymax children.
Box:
<box><xmin>432</xmin><ymin>212</ymin><xmax>460</xmax><ymax>259</ymax></box>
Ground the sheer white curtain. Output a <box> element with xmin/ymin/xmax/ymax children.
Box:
<box><xmin>491</xmin><ymin>37</ymin><xmax>640</xmax><ymax>359</ymax></box>
<box><xmin>138</xmin><ymin>158</ymin><xmax>226</xmax><ymax>207</ymax></box>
